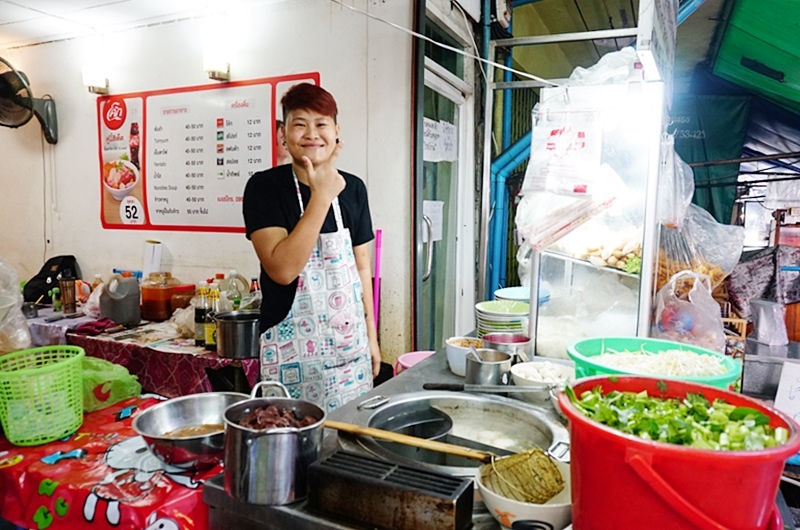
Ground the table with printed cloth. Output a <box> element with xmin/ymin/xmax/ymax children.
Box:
<box><xmin>66</xmin><ymin>329</ymin><xmax>259</xmax><ymax>399</ymax></box>
<box><xmin>26</xmin><ymin>310</ymin><xmax>259</xmax><ymax>398</ymax></box>
<box><xmin>0</xmin><ymin>396</ymin><xmax>220</xmax><ymax>530</ymax></box>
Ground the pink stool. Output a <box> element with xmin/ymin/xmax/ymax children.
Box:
<box><xmin>393</xmin><ymin>350</ymin><xmax>435</xmax><ymax>376</ymax></box>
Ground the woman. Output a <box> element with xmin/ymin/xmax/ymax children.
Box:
<box><xmin>243</xmin><ymin>83</ymin><xmax>381</xmax><ymax>411</ymax></box>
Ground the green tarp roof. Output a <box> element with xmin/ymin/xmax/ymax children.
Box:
<box><xmin>713</xmin><ymin>0</ymin><xmax>800</xmax><ymax>114</ymax></box>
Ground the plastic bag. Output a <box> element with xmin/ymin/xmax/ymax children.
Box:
<box><xmin>749</xmin><ymin>299</ymin><xmax>789</xmax><ymax>346</ymax></box>
<box><xmin>656</xmin><ymin>204</ymin><xmax>745</xmax><ymax>293</ymax></box>
<box><xmin>0</xmin><ymin>258</ymin><xmax>31</xmax><ymax>354</ymax></box>
<box><xmin>82</xmin><ymin>356</ymin><xmax>142</xmax><ymax>412</ymax></box>
<box><xmin>568</xmin><ymin>46</ymin><xmax>638</xmax><ymax>86</ymax></box>
<box><xmin>652</xmin><ymin>270</ymin><xmax>726</xmax><ymax>353</ymax></box>
<box><xmin>658</xmin><ymin>134</ymin><xmax>695</xmax><ymax>229</ymax></box>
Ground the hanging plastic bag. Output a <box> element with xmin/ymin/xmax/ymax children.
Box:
<box><xmin>0</xmin><ymin>258</ymin><xmax>31</xmax><ymax>354</ymax></box>
<box><xmin>82</xmin><ymin>357</ymin><xmax>142</xmax><ymax>412</ymax></box>
<box><xmin>656</xmin><ymin>204</ymin><xmax>745</xmax><ymax>293</ymax></box>
<box><xmin>652</xmin><ymin>270</ymin><xmax>726</xmax><ymax>353</ymax></box>
<box><xmin>657</xmin><ymin>134</ymin><xmax>695</xmax><ymax>229</ymax></box>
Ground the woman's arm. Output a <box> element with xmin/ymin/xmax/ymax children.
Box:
<box><xmin>354</xmin><ymin>243</ymin><xmax>382</xmax><ymax>377</ymax></box>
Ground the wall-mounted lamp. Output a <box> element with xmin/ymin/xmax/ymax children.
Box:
<box><xmin>203</xmin><ymin>49</ymin><xmax>230</xmax><ymax>82</ymax></box>
<box><xmin>206</xmin><ymin>64</ymin><xmax>230</xmax><ymax>82</ymax></box>
<box><xmin>82</xmin><ymin>64</ymin><xmax>108</xmax><ymax>94</ymax></box>
<box><xmin>203</xmin><ymin>14</ymin><xmax>231</xmax><ymax>82</ymax></box>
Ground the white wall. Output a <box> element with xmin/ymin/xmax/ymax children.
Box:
<box><xmin>0</xmin><ymin>0</ymin><xmax>416</xmax><ymax>361</ymax></box>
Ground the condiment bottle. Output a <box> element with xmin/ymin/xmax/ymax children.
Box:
<box><xmin>250</xmin><ymin>277</ymin><xmax>260</xmax><ymax>293</ymax></box>
<box><xmin>204</xmin><ymin>284</ymin><xmax>220</xmax><ymax>351</ymax></box>
<box><xmin>58</xmin><ymin>269</ymin><xmax>77</xmax><ymax>315</ymax></box>
<box><xmin>194</xmin><ymin>284</ymin><xmax>209</xmax><ymax>347</ymax></box>
<box><xmin>225</xmin><ymin>269</ymin><xmax>242</xmax><ymax>310</ymax></box>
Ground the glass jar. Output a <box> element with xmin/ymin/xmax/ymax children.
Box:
<box><xmin>140</xmin><ymin>272</ymin><xmax>181</xmax><ymax>321</ymax></box>
<box><xmin>170</xmin><ymin>283</ymin><xmax>196</xmax><ymax>313</ymax></box>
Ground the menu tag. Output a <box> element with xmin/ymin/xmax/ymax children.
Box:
<box><xmin>773</xmin><ymin>361</ymin><xmax>800</xmax><ymax>424</ymax></box>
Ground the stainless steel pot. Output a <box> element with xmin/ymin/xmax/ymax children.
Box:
<box><xmin>215</xmin><ymin>310</ymin><xmax>260</xmax><ymax>359</ymax></box>
<box><xmin>223</xmin><ymin>381</ymin><xmax>326</xmax><ymax>505</ymax></box>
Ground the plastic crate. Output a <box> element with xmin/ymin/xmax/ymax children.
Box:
<box><xmin>0</xmin><ymin>345</ymin><xmax>85</xmax><ymax>446</ymax></box>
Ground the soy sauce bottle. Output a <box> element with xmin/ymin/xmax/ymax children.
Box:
<box><xmin>194</xmin><ymin>284</ymin><xmax>208</xmax><ymax>347</ymax></box>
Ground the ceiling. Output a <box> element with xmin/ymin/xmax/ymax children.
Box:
<box><xmin>0</xmin><ymin>0</ymin><xmax>267</xmax><ymax>50</ymax></box>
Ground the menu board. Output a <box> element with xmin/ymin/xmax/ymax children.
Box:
<box><xmin>97</xmin><ymin>73</ymin><xmax>319</xmax><ymax>231</ymax></box>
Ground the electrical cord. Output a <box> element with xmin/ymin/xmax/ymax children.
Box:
<box><xmin>327</xmin><ymin>0</ymin><xmax>562</xmax><ymax>87</ymax></box>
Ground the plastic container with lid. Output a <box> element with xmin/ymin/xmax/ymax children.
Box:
<box><xmin>170</xmin><ymin>284</ymin><xmax>196</xmax><ymax>313</ymax></box>
<box><xmin>99</xmin><ymin>272</ymin><xmax>141</xmax><ymax>326</ymax></box>
<box><xmin>140</xmin><ymin>272</ymin><xmax>181</xmax><ymax>322</ymax></box>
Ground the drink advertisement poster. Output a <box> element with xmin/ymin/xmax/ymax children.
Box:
<box><xmin>96</xmin><ymin>72</ymin><xmax>319</xmax><ymax>231</ymax></box>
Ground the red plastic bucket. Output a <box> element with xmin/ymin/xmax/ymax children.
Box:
<box><xmin>393</xmin><ymin>351</ymin><xmax>435</xmax><ymax>376</ymax></box>
<box><xmin>558</xmin><ymin>376</ymin><xmax>800</xmax><ymax>530</ymax></box>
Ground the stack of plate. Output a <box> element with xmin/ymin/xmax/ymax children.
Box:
<box><xmin>494</xmin><ymin>285</ymin><xmax>551</xmax><ymax>305</ymax></box>
<box><xmin>475</xmin><ymin>300</ymin><xmax>529</xmax><ymax>338</ymax></box>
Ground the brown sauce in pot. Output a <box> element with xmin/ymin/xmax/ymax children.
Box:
<box><xmin>164</xmin><ymin>423</ymin><xmax>224</xmax><ymax>438</ymax></box>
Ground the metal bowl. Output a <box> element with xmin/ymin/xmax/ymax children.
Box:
<box><xmin>132</xmin><ymin>391</ymin><xmax>248</xmax><ymax>469</ymax></box>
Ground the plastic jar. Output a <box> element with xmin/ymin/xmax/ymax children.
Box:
<box><xmin>170</xmin><ymin>284</ymin><xmax>196</xmax><ymax>313</ymax></box>
<box><xmin>99</xmin><ymin>272</ymin><xmax>141</xmax><ymax>326</ymax></box>
<box><xmin>141</xmin><ymin>272</ymin><xmax>180</xmax><ymax>321</ymax></box>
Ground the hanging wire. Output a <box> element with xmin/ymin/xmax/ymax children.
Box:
<box><xmin>327</xmin><ymin>0</ymin><xmax>562</xmax><ymax>87</ymax></box>
<box><xmin>451</xmin><ymin>1</ymin><xmax>489</xmax><ymax>84</ymax></box>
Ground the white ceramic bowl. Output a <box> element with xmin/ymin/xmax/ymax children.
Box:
<box><xmin>476</xmin><ymin>459</ymin><xmax>572</xmax><ymax>530</ymax></box>
<box><xmin>103</xmin><ymin>159</ymin><xmax>139</xmax><ymax>201</ymax></box>
<box><xmin>445</xmin><ymin>336</ymin><xmax>484</xmax><ymax>376</ymax></box>
<box><xmin>511</xmin><ymin>358</ymin><xmax>575</xmax><ymax>405</ymax></box>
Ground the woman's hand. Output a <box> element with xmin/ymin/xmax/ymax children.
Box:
<box><xmin>301</xmin><ymin>140</ymin><xmax>345</xmax><ymax>204</ymax></box>
<box><xmin>370</xmin><ymin>338</ymin><xmax>382</xmax><ymax>378</ymax></box>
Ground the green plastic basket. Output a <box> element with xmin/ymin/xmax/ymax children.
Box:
<box><xmin>0</xmin><ymin>345</ymin><xmax>85</xmax><ymax>446</ymax></box>
<box><xmin>567</xmin><ymin>337</ymin><xmax>742</xmax><ymax>390</ymax></box>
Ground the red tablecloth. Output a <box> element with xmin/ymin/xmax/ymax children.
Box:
<box><xmin>0</xmin><ymin>397</ymin><xmax>221</xmax><ymax>530</ymax></box>
<box><xmin>67</xmin><ymin>332</ymin><xmax>259</xmax><ymax>399</ymax></box>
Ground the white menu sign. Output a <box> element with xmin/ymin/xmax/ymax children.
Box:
<box><xmin>146</xmin><ymin>86</ymin><xmax>272</xmax><ymax>228</ymax></box>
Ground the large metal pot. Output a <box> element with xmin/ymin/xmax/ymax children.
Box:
<box><xmin>223</xmin><ymin>382</ymin><xmax>325</xmax><ymax>505</ymax></box>
<box><xmin>215</xmin><ymin>310</ymin><xmax>260</xmax><ymax>359</ymax></box>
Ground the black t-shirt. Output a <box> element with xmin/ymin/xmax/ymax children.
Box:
<box><xmin>242</xmin><ymin>164</ymin><xmax>374</xmax><ymax>332</ymax></box>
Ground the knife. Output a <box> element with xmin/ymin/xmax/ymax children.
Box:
<box><xmin>422</xmin><ymin>382</ymin><xmax>553</xmax><ymax>393</ymax></box>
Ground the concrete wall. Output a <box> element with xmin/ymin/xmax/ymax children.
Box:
<box><xmin>0</xmin><ymin>0</ymin><xmax>425</xmax><ymax>362</ymax></box>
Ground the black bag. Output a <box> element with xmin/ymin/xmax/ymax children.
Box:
<box><xmin>23</xmin><ymin>255</ymin><xmax>81</xmax><ymax>303</ymax></box>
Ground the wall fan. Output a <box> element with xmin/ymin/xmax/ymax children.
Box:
<box><xmin>0</xmin><ymin>57</ymin><xmax>58</xmax><ymax>144</ymax></box>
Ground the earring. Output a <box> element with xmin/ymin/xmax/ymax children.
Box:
<box><xmin>282</xmin><ymin>141</ymin><xmax>286</xmax><ymax>146</ymax></box>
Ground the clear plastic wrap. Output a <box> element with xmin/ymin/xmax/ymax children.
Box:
<box><xmin>657</xmin><ymin>134</ymin><xmax>695</xmax><ymax>229</ymax></box>
<box><xmin>0</xmin><ymin>258</ymin><xmax>32</xmax><ymax>354</ymax></box>
<box><xmin>656</xmin><ymin>203</ymin><xmax>745</xmax><ymax>293</ymax></box>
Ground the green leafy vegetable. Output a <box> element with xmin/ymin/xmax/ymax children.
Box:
<box><xmin>623</xmin><ymin>255</ymin><xmax>642</xmax><ymax>274</ymax></box>
<box><xmin>570</xmin><ymin>385</ymin><xmax>788</xmax><ymax>451</ymax></box>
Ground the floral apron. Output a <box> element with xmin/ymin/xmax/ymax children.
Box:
<box><xmin>259</xmin><ymin>173</ymin><xmax>373</xmax><ymax>411</ymax></box>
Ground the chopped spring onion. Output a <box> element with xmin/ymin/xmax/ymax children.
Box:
<box><xmin>566</xmin><ymin>385</ymin><xmax>789</xmax><ymax>451</ymax></box>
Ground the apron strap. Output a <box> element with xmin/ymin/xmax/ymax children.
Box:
<box><xmin>292</xmin><ymin>169</ymin><xmax>345</xmax><ymax>231</ymax></box>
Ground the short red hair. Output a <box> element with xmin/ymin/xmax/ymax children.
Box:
<box><xmin>281</xmin><ymin>83</ymin><xmax>338</xmax><ymax>123</ymax></box>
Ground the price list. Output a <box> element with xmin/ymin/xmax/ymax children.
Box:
<box><xmin>145</xmin><ymin>84</ymin><xmax>273</xmax><ymax>228</ymax></box>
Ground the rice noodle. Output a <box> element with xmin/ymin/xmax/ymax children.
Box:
<box><xmin>592</xmin><ymin>348</ymin><xmax>726</xmax><ymax>377</ymax></box>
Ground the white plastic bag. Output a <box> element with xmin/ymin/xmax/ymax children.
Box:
<box><xmin>652</xmin><ymin>270</ymin><xmax>726</xmax><ymax>353</ymax></box>
<box><xmin>749</xmin><ymin>299</ymin><xmax>789</xmax><ymax>346</ymax></box>
<box><xmin>658</xmin><ymin>134</ymin><xmax>695</xmax><ymax>229</ymax></box>
<box><xmin>0</xmin><ymin>258</ymin><xmax>31</xmax><ymax>354</ymax></box>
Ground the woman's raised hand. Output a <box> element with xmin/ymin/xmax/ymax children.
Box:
<box><xmin>302</xmin><ymin>140</ymin><xmax>345</xmax><ymax>203</ymax></box>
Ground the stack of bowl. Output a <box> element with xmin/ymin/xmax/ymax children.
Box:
<box><xmin>475</xmin><ymin>300</ymin><xmax>529</xmax><ymax>338</ymax></box>
<box><xmin>494</xmin><ymin>285</ymin><xmax>550</xmax><ymax>305</ymax></box>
